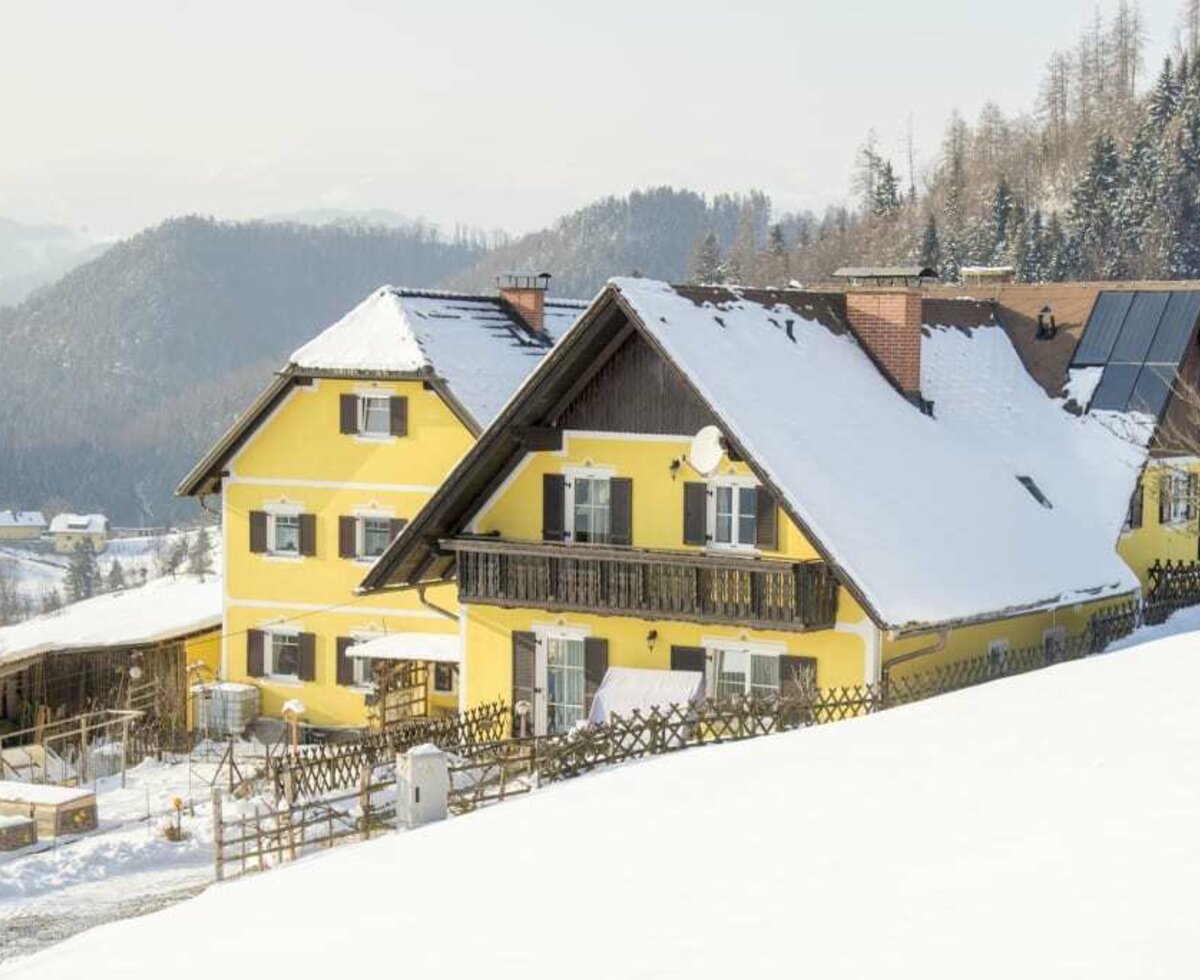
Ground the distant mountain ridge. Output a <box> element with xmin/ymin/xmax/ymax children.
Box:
<box><xmin>0</xmin><ymin>217</ymin><xmax>107</xmax><ymax>307</ymax></box>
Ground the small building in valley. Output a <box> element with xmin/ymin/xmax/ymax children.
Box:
<box><xmin>48</xmin><ymin>513</ymin><xmax>109</xmax><ymax>554</ymax></box>
<box><xmin>0</xmin><ymin>511</ymin><xmax>46</xmax><ymax>542</ymax></box>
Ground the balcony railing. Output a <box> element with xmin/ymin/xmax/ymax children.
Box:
<box><xmin>449</xmin><ymin>537</ymin><xmax>839</xmax><ymax>632</ymax></box>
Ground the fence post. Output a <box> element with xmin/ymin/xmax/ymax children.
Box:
<box><xmin>120</xmin><ymin>717</ymin><xmax>129</xmax><ymax>790</ymax></box>
<box><xmin>211</xmin><ymin>787</ymin><xmax>224</xmax><ymax>883</ymax></box>
<box><xmin>359</xmin><ymin>764</ymin><xmax>371</xmax><ymax>841</ymax></box>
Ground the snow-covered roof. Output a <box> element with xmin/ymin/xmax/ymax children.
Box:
<box><xmin>609</xmin><ymin>279</ymin><xmax>1143</xmax><ymax>629</ymax></box>
<box><xmin>0</xmin><ymin>573</ymin><xmax>220</xmax><ymax>667</ymax></box>
<box><xmin>289</xmin><ymin>287</ymin><xmax>586</xmax><ymax>428</ymax></box>
<box><xmin>48</xmin><ymin>513</ymin><xmax>107</xmax><ymax>535</ymax></box>
<box><xmin>10</xmin><ymin>631</ymin><xmax>1198</xmax><ymax>978</ymax></box>
<box><xmin>348</xmin><ymin>632</ymin><xmax>459</xmax><ymax>663</ymax></box>
<box><xmin>0</xmin><ymin>510</ymin><xmax>45</xmax><ymax>529</ymax></box>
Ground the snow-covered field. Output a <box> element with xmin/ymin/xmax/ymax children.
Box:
<box><xmin>3</xmin><ymin>615</ymin><xmax>1198</xmax><ymax>978</ymax></box>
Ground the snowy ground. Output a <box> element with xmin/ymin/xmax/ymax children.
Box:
<box><xmin>3</xmin><ymin>614</ymin><xmax>1199</xmax><ymax>978</ymax></box>
<box><xmin>0</xmin><ymin>528</ymin><xmax>217</xmax><ymax>609</ymax></box>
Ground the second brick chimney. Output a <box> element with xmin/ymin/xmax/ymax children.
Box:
<box><xmin>844</xmin><ymin>289</ymin><xmax>923</xmax><ymax>402</ymax></box>
<box><xmin>498</xmin><ymin>273</ymin><xmax>551</xmax><ymax>334</ymax></box>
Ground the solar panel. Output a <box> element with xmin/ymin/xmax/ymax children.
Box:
<box><xmin>1109</xmin><ymin>291</ymin><xmax>1171</xmax><ymax>363</ymax></box>
<box><xmin>1073</xmin><ymin>292</ymin><xmax>1133</xmax><ymax>365</ymax></box>
<box><xmin>1146</xmin><ymin>291</ymin><xmax>1200</xmax><ymax>365</ymax></box>
<box><xmin>1129</xmin><ymin>363</ymin><xmax>1176</xmax><ymax>417</ymax></box>
<box><xmin>1090</xmin><ymin>363</ymin><xmax>1141</xmax><ymax>411</ymax></box>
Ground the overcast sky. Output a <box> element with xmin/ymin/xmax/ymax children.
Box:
<box><xmin>0</xmin><ymin>0</ymin><xmax>1186</xmax><ymax>239</ymax></box>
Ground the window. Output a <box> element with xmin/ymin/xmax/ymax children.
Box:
<box><xmin>987</xmin><ymin>638</ymin><xmax>1010</xmax><ymax>671</ymax></box>
<box><xmin>359</xmin><ymin>395</ymin><xmax>391</xmax><ymax>437</ymax></box>
<box><xmin>360</xmin><ymin>518</ymin><xmax>392</xmax><ymax>558</ymax></box>
<box><xmin>268</xmin><ymin>632</ymin><xmax>301</xmax><ymax>679</ymax></box>
<box><xmin>1161</xmin><ymin>470</ymin><xmax>1194</xmax><ymax>526</ymax></box>
<box><xmin>270</xmin><ymin>514</ymin><xmax>301</xmax><ymax>555</ymax></box>
<box><xmin>708</xmin><ymin>479</ymin><xmax>757</xmax><ymax>549</ymax></box>
<box><xmin>709</xmin><ymin>647</ymin><xmax>779</xmax><ymax>699</ymax></box>
<box><xmin>569</xmin><ymin>474</ymin><xmax>611</xmax><ymax>544</ymax></box>
<box><xmin>350</xmin><ymin>652</ymin><xmax>373</xmax><ymax>687</ymax></box>
<box><xmin>433</xmin><ymin>663</ymin><xmax>457</xmax><ymax>693</ymax></box>
<box><xmin>544</xmin><ymin>635</ymin><xmax>586</xmax><ymax>734</ymax></box>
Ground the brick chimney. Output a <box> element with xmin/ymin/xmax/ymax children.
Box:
<box><xmin>498</xmin><ymin>273</ymin><xmax>551</xmax><ymax>334</ymax></box>
<box><xmin>844</xmin><ymin>289</ymin><xmax>923</xmax><ymax>402</ymax></box>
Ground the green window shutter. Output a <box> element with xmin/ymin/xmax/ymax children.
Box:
<box><xmin>584</xmin><ymin>637</ymin><xmax>609</xmax><ymax>721</ymax></box>
<box><xmin>543</xmin><ymin>474</ymin><xmax>566</xmax><ymax>542</ymax></box>
<box><xmin>246</xmin><ymin>630</ymin><xmax>265</xmax><ymax>677</ymax></box>
<box><xmin>511</xmin><ymin>631</ymin><xmax>537</xmax><ymax>737</ymax></box>
<box><xmin>249</xmin><ymin>511</ymin><xmax>268</xmax><ymax>554</ymax></box>
<box><xmin>389</xmin><ymin>396</ymin><xmax>408</xmax><ymax>437</ymax></box>
<box><xmin>298</xmin><ymin>633</ymin><xmax>317</xmax><ymax>682</ymax></box>
<box><xmin>299</xmin><ymin>514</ymin><xmax>317</xmax><ymax>557</ymax></box>
<box><xmin>339</xmin><ymin>394</ymin><xmax>358</xmax><ymax>434</ymax></box>
<box><xmin>338</xmin><ymin>516</ymin><xmax>357</xmax><ymax>559</ymax></box>
<box><xmin>335</xmin><ymin>637</ymin><xmax>355</xmax><ymax>686</ymax></box>
<box><xmin>610</xmin><ymin>477</ymin><xmax>633</xmax><ymax>546</ymax></box>
<box><xmin>755</xmin><ymin>488</ymin><xmax>779</xmax><ymax>550</ymax></box>
<box><xmin>779</xmin><ymin>655</ymin><xmax>817</xmax><ymax>698</ymax></box>
<box><xmin>683</xmin><ymin>482</ymin><xmax>707</xmax><ymax>546</ymax></box>
<box><xmin>670</xmin><ymin>646</ymin><xmax>706</xmax><ymax>673</ymax></box>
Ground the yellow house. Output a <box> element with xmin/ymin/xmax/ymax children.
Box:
<box><xmin>362</xmin><ymin>279</ymin><xmax>1142</xmax><ymax>734</ymax></box>
<box><xmin>48</xmin><ymin>513</ymin><xmax>108</xmax><ymax>554</ymax></box>
<box><xmin>0</xmin><ymin>511</ymin><xmax>46</xmax><ymax>542</ymax></box>
<box><xmin>177</xmin><ymin>280</ymin><xmax>585</xmax><ymax>728</ymax></box>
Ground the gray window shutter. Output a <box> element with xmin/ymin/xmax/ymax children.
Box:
<box><xmin>339</xmin><ymin>394</ymin><xmax>358</xmax><ymax>434</ymax></box>
<box><xmin>755</xmin><ymin>488</ymin><xmax>779</xmax><ymax>550</ymax></box>
<box><xmin>610</xmin><ymin>477</ymin><xmax>633</xmax><ymax>546</ymax></box>
<box><xmin>1188</xmin><ymin>473</ymin><xmax>1197</xmax><ymax>521</ymax></box>
<box><xmin>389</xmin><ymin>396</ymin><xmax>408</xmax><ymax>437</ymax></box>
<box><xmin>584</xmin><ymin>637</ymin><xmax>609</xmax><ymax>721</ymax></box>
<box><xmin>1160</xmin><ymin>473</ymin><xmax>1172</xmax><ymax>524</ymax></box>
<box><xmin>299</xmin><ymin>514</ymin><xmax>317</xmax><ymax>556</ymax></box>
<box><xmin>511</xmin><ymin>631</ymin><xmax>537</xmax><ymax>737</ymax></box>
<box><xmin>338</xmin><ymin>516</ymin><xmax>357</xmax><ymax>559</ymax></box>
<box><xmin>249</xmin><ymin>511</ymin><xmax>268</xmax><ymax>554</ymax></box>
<box><xmin>779</xmin><ymin>655</ymin><xmax>817</xmax><ymax>698</ymax></box>
<box><xmin>670</xmin><ymin>645</ymin><xmax>706</xmax><ymax>673</ymax></box>
<box><xmin>543</xmin><ymin>474</ymin><xmax>566</xmax><ymax>542</ymax></box>
<box><xmin>247</xmin><ymin>630</ymin><xmax>265</xmax><ymax>677</ymax></box>
<box><xmin>683</xmin><ymin>482</ymin><xmax>707</xmax><ymax>546</ymax></box>
<box><xmin>1128</xmin><ymin>479</ymin><xmax>1144</xmax><ymax>529</ymax></box>
<box><xmin>390</xmin><ymin>518</ymin><xmax>408</xmax><ymax>540</ymax></box>
<box><xmin>335</xmin><ymin>636</ymin><xmax>355</xmax><ymax>686</ymax></box>
<box><xmin>298</xmin><ymin>633</ymin><xmax>317</xmax><ymax>682</ymax></box>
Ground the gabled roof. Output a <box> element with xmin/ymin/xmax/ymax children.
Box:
<box><xmin>0</xmin><ymin>510</ymin><xmax>45</xmax><ymax>529</ymax></box>
<box><xmin>48</xmin><ymin>513</ymin><xmax>107</xmax><ymax>534</ymax></box>
<box><xmin>177</xmin><ymin>286</ymin><xmax>586</xmax><ymax>497</ymax></box>
<box><xmin>363</xmin><ymin>278</ymin><xmax>1143</xmax><ymax>632</ymax></box>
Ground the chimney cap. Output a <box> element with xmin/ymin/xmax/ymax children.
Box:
<box><xmin>497</xmin><ymin>273</ymin><xmax>552</xmax><ymax>291</ymax></box>
<box><xmin>832</xmin><ymin>266</ymin><xmax>937</xmax><ymax>287</ymax></box>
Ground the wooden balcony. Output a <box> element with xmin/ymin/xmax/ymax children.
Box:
<box><xmin>449</xmin><ymin>537</ymin><xmax>839</xmax><ymax>632</ymax></box>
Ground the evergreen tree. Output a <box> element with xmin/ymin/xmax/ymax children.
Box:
<box><xmin>763</xmin><ymin>224</ymin><xmax>789</xmax><ymax>284</ymax></box>
<box><xmin>872</xmin><ymin>161</ymin><xmax>901</xmax><ymax>217</ymax></box>
<box><xmin>66</xmin><ymin>539</ymin><xmax>101</xmax><ymax>603</ymax></box>
<box><xmin>188</xmin><ymin>526</ymin><xmax>214</xmax><ymax>581</ymax></box>
<box><xmin>920</xmin><ymin>212</ymin><xmax>941</xmax><ymax>269</ymax></box>
<box><xmin>160</xmin><ymin>535</ymin><xmax>189</xmax><ymax>577</ymax></box>
<box><xmin>105</xmin><ymin>561</ymin><xmax>126</xmax><ymax>593</ymax></box>
<box><xmin>990</xmin><ymin>176</ymin><xmax>1015</xmax><ymax>261</ymax></box>
<box><xmin>40</xmin><ymin>588</ymin><xmax>63</xmax><ymax>614</ymax></box>
<box><xmin>689</xmin><ymin>232</ymin><xmax>723</xmax><ymax>284</ymax></box>
<box><xmin>1069</xmin><ymin>134</ymin><xmax>1123</xmax><ymax>278</ymax></box>
<box><xmin>1022</xmin><ymin>209</ymin><xmax>1048</xmax><ymax>282</ymax></box>
<box><xmin>1148</xmin><ymin>57</ymin><xmax>1180</xmax><ymax>131</ymax></box>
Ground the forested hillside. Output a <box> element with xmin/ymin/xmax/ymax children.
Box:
<box><xmin>0</xmin><ymin>217</ymin><xmax>487</xmax><ymax>524</ymax></box>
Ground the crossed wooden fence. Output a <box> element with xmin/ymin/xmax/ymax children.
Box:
<box><xmin>1145</xmin><ymin>559</ymin><xmax>1200</xmax><ymax>625</ymax></box>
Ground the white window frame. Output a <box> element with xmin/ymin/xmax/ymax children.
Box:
<box><xmin>346</xmin><ymin>630</ymin><xmax>382</xmax><ymax>691</ymax></box>
<box><xmin>532</xmin><ymin>624</ymin><xmax>591</xmax><ymax>736</ymax></box>
<box><xmin>563</xmin><ymin>466</ymin><xmax>615</xmax><ymax>546</ymax></box>
<box><xmin>265</xmin><ymin>504</ymin><xmax>303</xmax><ymax>559</ymax></box>
<box><xmin>356</xmin><ymin>393</ymin><xmax>393</xmax><ymax>440</ymax></box>
<box><xmin>358</xmin><ymin>515</ymin><xmax>394</xmax><ymax>560</ymax></box>
<box><xmin>1162</xmin><ymin>469</ymin><xmax>1192</xmax><ymax>526</ymax></box>
<box><xmin>706</xmin><ymin>475</ymin><xmax>759</xmax><ymax>553</ymax></box>
<box><xmin>265</xmin><ymin>627</ymin><xmax>302</xmax><ymax>682</ymax></box>
<box><xmin>703</xmin><ymin>638</ymin><xmax>785</xmax><ymax>699</ymax></box>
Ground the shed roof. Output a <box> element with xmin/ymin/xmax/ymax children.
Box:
<box><xmin>0</xmin><ymin>511</ymin><xmax>45</xmax><ymax>529</ymax></box>
<box><xmin>48</xmin><ymin>513</ymin><xmax>106</xmax><ymax>534</ymax></box>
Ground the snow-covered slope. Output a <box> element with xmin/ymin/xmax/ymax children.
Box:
<box><xmin>7</xmin><ymin>633</ymin><xmax>1198</xmax><ymax>979</ymax></box>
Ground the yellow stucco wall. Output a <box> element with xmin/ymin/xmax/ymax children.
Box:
<box><xmin>219</xmin><ymin>377</ymin><xmax>473</xmax><ymax>727</ymax></box>
<box><xmin>53</xmin><ymin>532</ymin><xmax>107</xmax><ymax>554</ymax></box>
<box><xmin>1117</xmin><ymin>459</ymin><xmax>1200</xmax><ymax>589</ymax></box>
<box><xmin>0</xmin><ymin>526</ymin><xmax>41</xmax><ymax>541</ymax></box>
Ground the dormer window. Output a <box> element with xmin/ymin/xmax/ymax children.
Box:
<box><xmin>359</xmin><ymin>395</ymin><xmax>391</xmax><ymax>436</ymax></box>
<box><xmin>339</xmin><ymin>393</ymin><xmax>407</xmax><ymax>438</ymax></box>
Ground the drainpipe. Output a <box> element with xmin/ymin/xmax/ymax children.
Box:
<box><xmin>880</xmin><ymin>628</ymin><xmax>948</xmax><ymax>706</ymax></box>
<box><xmin>417</xmin><ymin>584</ymin><xmax>457</xmax><ymax>622</ymax></box>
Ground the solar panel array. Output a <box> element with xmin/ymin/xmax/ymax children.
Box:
<box><xmin>1073</xmin><ymin>290</ymin><xmax>1200</xmax><ymax>416</ymax></box>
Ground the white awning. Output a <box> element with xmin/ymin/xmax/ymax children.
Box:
<box><xmin>347</xmin><ymin>632</ymin><xmax>460</xmax><ymax>664</ymax></box>
<box><xmin>587</xmin><ymin>667</ymin><xmax>705</xmax><ymax>725</ymax></box>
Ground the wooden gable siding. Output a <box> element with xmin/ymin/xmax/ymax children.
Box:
<box><xmin>557</xmin><ymin>330</ymin><xmax>715</xmax><ymax>435</ymax></box>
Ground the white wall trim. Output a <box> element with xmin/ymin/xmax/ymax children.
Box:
<box><xmin>228</xmin><ymin>475</ymin><xmax>438</xmax><ymax>493</ymax></box>
<box><xmin>700</xmin><ymin>635</ymin><xmax>787</xmax><ymax>655</ymax></box>
<box><xmin>531</xmin><ymin>620</ymin><xmax>592</xmax><ymax>639</ymax></box>
<box><xmin>562</xmin><ymin>430</ymin><xmax>691</xmax><ymax>444</ymax></box>
<box><xmin>226</xmin><ymin>597</ymin><xmax>449</xmax><ymax>620</ymax></box>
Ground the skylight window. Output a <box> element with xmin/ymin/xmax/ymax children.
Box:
<box><xmin>1017</xmin><ymin>475</ymin><xmax>1052</xmax><ymax>509</ymax></box>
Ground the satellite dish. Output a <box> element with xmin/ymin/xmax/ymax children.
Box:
<box><xmin>689</xmin><ymin>425</ymin><xmax>726</xmax><ymax>477</ymax></box>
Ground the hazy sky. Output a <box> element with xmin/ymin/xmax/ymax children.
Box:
<box><xmin>0</xmin><ymin>0</ymin><xmax>1187</xmax><ymax>238</ymax></box>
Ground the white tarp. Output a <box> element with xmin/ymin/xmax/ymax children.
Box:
<box><xmin>348</xmin><ymin>632</ymin><xmax>460</xmax><ymax>664</ymax></box>
<box><xmin>587</xmin><ymin>667</ymin><xmax>705</xmax><ymax>725</ymax></box>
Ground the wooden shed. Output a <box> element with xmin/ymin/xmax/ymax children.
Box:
<box><xmin>0</xmin><ymin>780</ymin><xmax>97</xmax><ymax>837</ymax></box>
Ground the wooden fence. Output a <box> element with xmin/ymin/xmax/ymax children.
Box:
<box><xmin>213</xmin><ymin>767</ymin><xmax>394</xmax><ymax>882</ymax></box>
<box><xmin>263</xmin><ymin>700</ymin><xmax>508</xmax><ymax>803</ymax></box>
<box><xmin>1145</xmin><ymin>559</ymin><xmax>1200</xmax><ymax>625</ymax></box>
